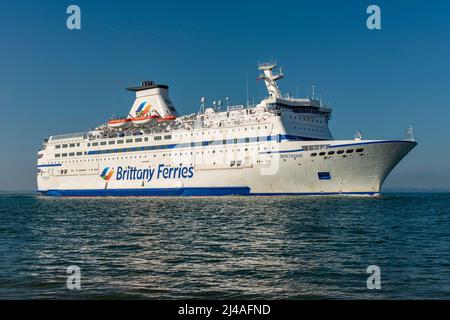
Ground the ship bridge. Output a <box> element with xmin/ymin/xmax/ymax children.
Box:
<box><xmin>257</xmin><ymin>62</ymin><xmax>332</xmax><ymax>121</ymax></box>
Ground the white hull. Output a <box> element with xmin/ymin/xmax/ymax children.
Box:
<box><xmin>37</xmin><ymin>139</ymin><xmax>416</xmax><ymax>196</ymax></box>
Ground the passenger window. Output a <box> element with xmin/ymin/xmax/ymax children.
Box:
<box><xmin>318</xmin><ymin>172</ymin><xmax>331</xmax><ymax>180</ymax></box>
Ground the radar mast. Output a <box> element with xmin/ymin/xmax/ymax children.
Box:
<box><xmin>257</xmin><ymin>62</ymin><xmax>284</xmax><ymax>98</ymax></box>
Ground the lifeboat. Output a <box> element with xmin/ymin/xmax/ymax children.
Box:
<box><xmin>131</xmin><ymin>114</ymin><xmax>158</xmax><ymax>126</ymax></box>
<box><xmin>108</xmin><ymin>118</ymin><xmax>132</xmax><ymax>129</ymax></box>
<box><xmin>157</xmin><ymin>114</ymin><xmax>177</xmax><ymax>123</ymax></box>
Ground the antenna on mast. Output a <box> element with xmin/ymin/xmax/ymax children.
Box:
<box><xmin>312</xmin><ymin>84</ymin><xmax>316</xmax><ymax>100</ymax></box>
<box><xmin>257</xmin><ymin>62</ymin><xmax>284</xmax><ymax>99</ymax></box>
<box><xmin>246</xmin><ymin>73</ymin><xmax>249</xmax><ymax>107</ymax></box>
<box><xmin>200</xmin><ymin>97</ymin><xmax>205</xmax><ymax>114</ymax></box>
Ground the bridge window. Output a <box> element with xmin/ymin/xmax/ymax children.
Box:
<box><xmin>346</xmin><ymin>149</ymin><xmax>354</xmax><ymax>153</ymax></box>
<box><xmin>164</xmin><ymin>135</ymin><xmax>172</xmax><ymax>140</ymax></box>
<box><xmin>337</xmin><ymin>150</ymin><xmax>344</xmax><ymax>154</ymax></box>
<box><xmin>135</xmin><ymin>138</ymin><xmax>142</xmax><ymax>142</ymax></box>
<box><xmin>55</xmin><ymin>154</ymin><xmax>60</xmax><ymax>158</ymax></box>
<box><xmin>92</xmin><ymin>142</ymin><xmax>98</xmax><ymax>146</ymax></box>
<box><xmin>55</xmin><ymin>145</ymin><xmax>61</xmax><ymax>149</ymax></box>
<box><xmin>69</xmin><ymin>143</ymin><xmax>75</xmax><ymax>147</ymax></box>
<box><xmin>126</xmin><ymin>139</ymin><xmax>133</xmax><ymax>143</ymax></box>
<box><xmin>154</xmin><ymin>136</ymin><xmax>162</xmax><ymax>141</ymax></box>
<box><xmin>356</xmin><ymin>148</ymin><xmax>364</xmax><ymax>153</ymax></box>
<box><xmin>117</xmin><ymin>140</ymin><xmax>124</xmax><ymax>144</ymax></box>
<box><xmin>100</xmin><ymin>141</ymin><xmax>107</xmax><ymax>146</ymax></box>
<box><xmin>109</xmin><ymin>141</ymin><xmax>115</xmax><ymax>145</ymax></box>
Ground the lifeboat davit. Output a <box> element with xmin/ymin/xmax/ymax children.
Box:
<box><xmin>131</xmin><ymin>115</ymin><xmax>158</xmax><ymax>126</ymax></box>
<box><xmin>157</xmin><ymin>115</ymin><xmax>177</xmax><ymax>123</ymax></box>
<box><xmin>108</xmin><ymin>118</ymin><xmax>132</xmax><ymax>129</ymax></box>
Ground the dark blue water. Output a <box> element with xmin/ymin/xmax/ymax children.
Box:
<box><xmin>1</xmin><ymin>192</ymin><xmax>449</xmax><ymax>299</ymax></box>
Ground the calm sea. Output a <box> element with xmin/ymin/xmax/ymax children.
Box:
<box><xmin>0</xmin><ymin>192</ymin><xmax>449</xmax><ymax>299</ymax></box>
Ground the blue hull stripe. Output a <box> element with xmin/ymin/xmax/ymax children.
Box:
<box><xmin>84</xmin><ymin>134</ymin><xmax>325</xmax><ymax>156</ymax></box>
<box><xmin>39</xmin><ymin>187</ymin><xmax>377</xmax><ymax>197</ymax></box>
<box><xmin>37</xmin><ymin>164</ymin><xmax>62</xmax><ymax>168</ymax></box>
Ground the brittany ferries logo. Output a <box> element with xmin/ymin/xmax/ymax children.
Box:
<box><xmin>135</xmin><ymin>101</ymin><xmax>151</xmax><ymax>116</ymax></box>
<box><xmin>100</xmin><ymin>167</ymin><xmax>114</xmax><ymax>181</ymax></box>
<box><xmin>99</xmin><ymin>164</ymin><xmax>194</xmax><ymax>182</ymax></box>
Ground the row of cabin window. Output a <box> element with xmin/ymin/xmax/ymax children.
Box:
<box><xmin>88</xmin><ymin>135</ymin><xmax>171</xmax><ymax>147</ymax></box>
<box><xmin>53</xmin><ymin>135</ymin><xmax>172</xmax><ymax>149</ymax></box>
<box><xmin>55</xmin><ymin>143</ymin><xmax>80</xmax><ymax>149</ymax></box>
<box><xmin>311</xmin><ymin>148</ymin><xmax>364</xmax><ymax>157</ymax></box>
<box><xmin>55</xmin><ymin>152</ymin><xmax>84</xmax><ymax>157</ymax></box>
<box><xmin>289</xmin><ymin>115</ymin><xmax>324</xmax><ymax>124</ymax></box>
<box><xmin>49</xmin><ymin>145</ymin><xmax>276</xmax><ymax>164</ymax></box>
<box><xmin>294</xmin><ymin>126</ymin><xmax>325</xmax><ymax>133</ymax></box>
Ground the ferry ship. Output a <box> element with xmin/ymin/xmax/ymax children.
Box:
<box><xmin>37</xmin><ymin>63</ymin><xmax>417</xmax><ymax>196</ymax></box>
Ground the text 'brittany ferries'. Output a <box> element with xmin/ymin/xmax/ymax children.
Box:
<box><xmin>116</xmin><ymin>164</ymin><xmax>194</xmax><ymax>182</ymax></box>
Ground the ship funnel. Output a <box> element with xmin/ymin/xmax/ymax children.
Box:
<box><xmin>126</xmin><ymin>81</ymin><xmax>178</xmax><ymax>120</ymax></box>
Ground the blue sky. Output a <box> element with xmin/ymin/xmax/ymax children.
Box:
<box><xmin>1</xmin><ymin>0</ymin><xmax>449</xmax><ymax>190</ymax></box>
